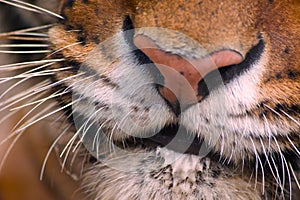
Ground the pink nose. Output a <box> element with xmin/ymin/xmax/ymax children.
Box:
<box><xmin>134</xmin><ymin>35</ymin><xmax>243</xmax><ymax>112</ymax></box>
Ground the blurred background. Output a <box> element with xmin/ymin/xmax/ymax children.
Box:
<box><xmin>0</xmin><ymin>1</ymin><xmax>84</xmax><ymax>199</ymax></box>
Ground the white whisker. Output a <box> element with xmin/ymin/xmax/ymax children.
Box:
<box><xmin>0</xmin><ymin>0</ymin><xmax>64</xmax><ymax>19</ymax></box>
<box><xmin>0</xmin><ymin>59</ymin><xmax>64</xmax><ymax>71</ymax></box>
<box><xmin>0</xmin><ymin>76</ymin><xmax>33</xmax><ymax>99</ymax></box>
<box><xmin>264</xmin><ymin>104</ymin><xmax>285</xmax><ymax>120</ymax></box>
<box><xmin>0</xmin><ymin>24</ymin><xmax>54</xmax><ymax>37</ymax></box>
<box><xmin>46</xmin><ymin>42</ymin><xmax>83</xmax><ymax>58</ymax></box>
<box><xmin>280</xmin><ymin>110</ymin><xmax>300</xmax><ymax>126</ymax></box>
<box><xmin>273</xmin><ymin>136</ymin><xmax>287</xmax><ymax>197</ymax></box>
<box><xmin>259</xmin><ymin>138</ymin><xmax>283</xmax><ymax>190</ymax></box>
<box><xmin>60</xmin><ymin>131</ymin><xmax>78</xmax><ymax>159</ymax></box>
<box><xmin>10</xmin><ymin>91</ymin><xmax>64</xmax><ymax>132</ymax></box>
<box><xmin>289</xmin><ymin>162</ymin><xmax>300</xmax><ymax>190</ymax></box>
<box><xmin>40</xmin><ymin>125</ymin><xmax>71</xmax><ymax>180</ymax></box>
<box><xmin>0</xmin><ymin>80</ymin><xmax>51</xmax><ymax>111</ymax></box>
<box><xmin>0</xmin><ymin>44</ymin><xmax>49</xmax><ymax>48</ymax></box>
<box><xmin>249</xmin><ymin>137</ymin><xmax>265</xmax><ymax>194</ymax></box>
<box><xmin>286</xmin><ymin>136</ymin><xmax>300</xmax><ymax>157</ymax></box>
<box><xmin>1</xmin><ymin>36</ymin><xmax>49</xmax><ymax>41</ymax></box>
<box><xmin>16</xmin><ymin>100</ymin><xmax>77</xmax><ymax>133</ymax></box>
<box><xmin>10</xmin><ymin>90</ymin><xmax>67</xmax><ymax>111</ymax></box>
<box><xmin>11</xmin><ymin>32</ymin><xmax>49</xmax><ymax>37</ymax></box>
<box><xmin>61</xmin><ymin>135</ymin><xmax>77</xmax><ymax>173</ymax></box>
<box><xmin>13</xmin><ymin>101</ymin><xmax>57</xmax><ymax>131</ymax></box>
<box><xmin>0</xmin><ymin>129</ymin><xmax>25</xmax><ymax>172</ymax></box>
<box><xmin>0</xmin><ymin>50</ymin><xmax>51</xmax><ymax>54</ymax></box>
<box><xmin>0</xmin><ymin>62</ymin><xmax>54</xmax><ymax>84</ymax></box>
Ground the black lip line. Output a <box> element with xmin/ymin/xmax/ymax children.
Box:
<box><xmin>116</xmin><ymin>124</ymin><xmax>206</xmax><ymax>156</ymax></box>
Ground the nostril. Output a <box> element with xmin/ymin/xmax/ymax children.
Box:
<box><xmin>133</xmin><ymin>34</ymin><xmax>245</xmax><ymax>113</ymax></box>
<box><xmin>197</xmin><ymin>39</ymin><xmax>265</xmax><ymax>100</ymax></box>
<box><xmin>210</xmin><ymin>50</ymin><xmax>243</xmax><ymax>68</ymax></box>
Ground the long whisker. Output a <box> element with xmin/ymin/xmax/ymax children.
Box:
<box><xmin>1</xmin><ymin>36</ymin><xmax>49</xmax><ymax>41</ymax></box>
<box><xmin>0</xmin><ymin>50</ymin><xmax>51</xmax><ymax>54</ymax></box>
<box><xmin>9</xmin><ymin>92</ymin><xmax>49</xmax><ymax>132</ymax></box>
<box><xmin>0</xmin><ymin>24</ymin><xmax>54</xmax><ymax>38</ymax></box>
<box><xmin>0</xmin><ymin>44</ymin><xmax>50</xmax><ymax>48</ymax></box>
<box><xmin>40</xmin><ymin>125</ymin><xmax>72</xmax><ymax>180</ymax></box>
<box><xmin>286</xmin><ymin>136</ymin><xmax>300</xmax><ymax>157</ymax></box>
<box><xmin>0</xmin><ymin>59</ymin><xmax>64</xmax><ymax>71</ymax></box>
<box><xmin>11</xmin><ymin>90</ymin><xmax>68</xmax><ymax>111</ymax></box>
<box><xmin>0</xmin><ymin>0</ymin><xmax>64</xmax><ymax>19</ymax></box>
<box><xmin>280</xmin><ymin>109</ymin><xmax>300</xmax><ymax>126</ymax></box>
<box><xmin>0</xmin><ymin>72</ymin><xmax>85</xmax><ymax>114</ymax></box>
<box><xmin>273</xmin><ymin>136</ymin><xmax>287</xmax><ymax>197</ymax></box>
<box><xmin>8</xmin><ymin>32</ymin><xmax>49</xmax><ymax>37</ymax></box>
<box><xmin>1</xmin><ymin>66</ymin><xmax>73</xmax><ymax>82</ymax></box>
<box><xmin>46</xmin><ymin>42</ymin><xmax>83</xmax><ymax>58</ymax></box>
<box><xmin>259</xmin><ymin>138</ymin><xmax>282</xmax><ymax>189</ymax></box>
<box><xmin>9</xmin><ymin>89</ymin><xmax>69</xmax><ymax>133</ymax></box>
<box><xmin>0</xmin><ymin>63</ymin><xmax>54</xmax><ymax>98</ymax></box>
<box><xmin>249</xmin><ymin>137</ymin><xmax>265</xmax><ymax>194</ymax></box>
<box><xmin>0</xmin><ymin>129</ymin><xmax>25</xmax><ymax>172</ymax></box>
<box><xmin>16</xmin><ymin>100</ymin><xmax>78</xmax><ymax>133</ymax></box>
<box><xmin>288</xmin><ymin>162</ymin><xmax>300</xmax><ymax>190</ymax></box>
<box><xmin>0</xmin><ymin>80</ymin><xmax>51</xmax><ymax>112</ymax></box>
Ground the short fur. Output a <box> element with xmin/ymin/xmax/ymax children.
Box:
<box><xmin>0</xmin><ymin>0</ymin><xmax>299</xmax><ymax>199</ymax></box>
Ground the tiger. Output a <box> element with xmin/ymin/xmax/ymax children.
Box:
<box><xmin>0</xmin><ymin>0</ymin><xmax>299</xmax><ymax>199</ymax></box>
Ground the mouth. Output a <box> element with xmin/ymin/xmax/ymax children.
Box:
<box><xmin>115</xmin><ymin>124</ymin><xmax>206</xmax><ymax>156</ymax></box>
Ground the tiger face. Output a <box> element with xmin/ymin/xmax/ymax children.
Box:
<box><xmin>1</xmin><ymin>0</ymin><xmax>300</xmax><ymax>199</ymax></box>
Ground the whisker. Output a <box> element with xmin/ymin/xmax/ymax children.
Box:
<box><xmin>61</xmin><ymin>134</ymin><xmax>78</xmax><ymax>173</ymax></box>
<box><xmin>264</xmin><ymin>104</ymin><xmax>285</xmax><ymax>120</ymax></box>
<box><xmin>0</xmin><ymin>24</ymin><xmax>54</xmax><ymax>38</ymax></box>
<box><xmin>60</xmin><ymin>131</ymin><xmax>79</xmax><ymax>159</ymax></box>
<box><xmin>259</xmin><ymin>138</ymin><xmax>283</xmax><ymax>190</ymax></box>
<box><xmin>10</xmin><ymin>32</ymin><xmax>49</xmax><ymax>37</ymax></box>
<box><xmin>0</xmin><ymin>76</ymin><xmax>33</xmax><ymax>99</ymax></box>
<box><xmin>262</xmin><ymin>114</ymin><xmax>273</xmax><ymax>151</ymax></box>
<box><xmin>288</xmin><ymin>162</ymin><xmax>300</xmax><ymax>190</ymax></box>
<box><xmin>0</xmin><ymin>110</ymin><xmax>27</xmax><ymax>149</ymax></box>
<box><xmin>46</xmin><ymin>42</ymin><xmax>83</xmax><ymax>58</ymax></box>
<box><xmin>9</xmin><ymin>90</ymin><xmax>65</xmax><ymax>132</ymax></box>
<box><xmin>249</xmin><ymin>137</ymin><xmax>265</xmax><ymax>194</ymax></box>
<box><xmin>2</xmin><ymin>66</ymin><xmax>73</xmax><ymax>81</ymax></box>
<box><xmin>14</xmin><ymin>101</ymin><xmax>58</xmax><ymax>130</ymax></box>
<box><xmin>273</xmin><ymin>136</ymin><xmax>287</xmax><ymax>197</ymax></box>
<box><xmin>1</xmin><ymin>72</ymin><xmax>85</xmax><ymax>113</ymax></box>
<box><xmin>0</xmin><ymin>80</ymin><xmax>51</xmax><ymax>111</ymax></box>
<box><xmin>0</xmin><ymin>59</ymin><xmax>64</xmax><ymax>71</ymax></box>
<box><xmin>0</xmin><ymin>44</ymin><xmax>50</xmax><ymax>48</ymax></box>
<box><xmin>16</xmin><ymin>100</ymin><xmax>77</xmax><ymax>133</ymax></box>
<box><xmin>0</xmin><ymin>0</ymin><xmax>64</xmax><ymax>19</ymax></box>
<box><xmin>0</xmin><ymin>129</ymin><xmax>25</xmax><ymax>172</ymax></box>
<box><xmin>10</xmin><ymin>90</ymin><xmax>68</xmax><ymax>111</ymax></box>
<box><xmin>40</xmin><ymin>125</ymin><xmax>72</xmax><ymax>180</ymax></box>
<box><xmin>0</xmin><ymin>50</ymin><xmax>51</xmax><ymax>54</ymax></box>
<box><xmin>280</xmin><ymin>110</ymin><xmax>300</xmax><ymax>126</ymax></box>
<box><xmin>286</xmin><ymin>136</ymin><xmax>300</xmax><ymax>157</ymax></box>
<box><xmin>79</xmin><ymin>109</ymin><xmax>109</xmax><ymax>155</ymax></box>
<box><xmin>0</xmin><ymin>62</ymin><xmax>56</xmax><ymax>97</ymax></box>
<box><xmin>1</xmin><ymin>36</ymin><xmax>49</xmax><ymax>41</ymax></box>
<box><xmin>9</xmin><ymin>93</ymin><xmax>49</xmax><ymax>132</ymax></box>
<box><xmin>0</xmin><ymin>107</ymin><xmax>19</xmax><ymax>126</ymax></box>
<box><xmin>69</xmin><ymin>144</ymin><xmax>89</xmax><ymax>180</ymax></box>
